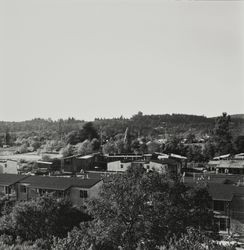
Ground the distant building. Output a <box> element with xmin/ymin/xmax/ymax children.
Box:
<box><xmin>107</xmin><ymin>161</ymin><xmax>132</xmax><ymax>172</ymax></box>
<box><xmin>61</xmin><ymin>154</ymin><xmax>98</xmax><ymax>173</ymax></box>
<box><xmin>143</xmin><ymin>161</ymin><xmax>167</xmax><ymax>174</ymax></box>
<box><xmin>0</xmin><ymin>160</ymin><xmax>19</xmax><ymax>174</ymax></box>
<box><xmin>208</xmin><ymin>154</ymin><xmax>244</xmax><ymax>175</ymax></box>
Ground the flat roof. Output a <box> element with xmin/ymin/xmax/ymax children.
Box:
<box><xmin>77</xmin><ymin>155</ymin><xmax>93</xmax><ymax>159</ymax></box>
<box><xmin>36</xmin><ymin>161</ymin><xmax>53</xmax><ymax>165</ymax></box>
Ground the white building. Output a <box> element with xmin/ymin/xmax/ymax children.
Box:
<box><xmin>0</xmin><ymin>160</ymin><xmax>19</xmax><ymax>174</ymax></box>
<box><xmin>107</xmin><ymin>161</ymin><xmax>132</xmax><ymax>172</ymax></box>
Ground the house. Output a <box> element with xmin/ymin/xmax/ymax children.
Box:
<box><xmin>16</xmin><ymin>175</ymin><xmax>102</xmax><ymax>208</ymax></box>
<box><xmin>209</xmin><ymin>183</ymin><xmax>244</xmax><ymax>236</ymax></box>
<box><xmin>0</xmin><ymin>174</ymin><xmax>27</xmax><ymax>196</ymax></box>
<box><xmin>183</xmin><ymin>173</ymin><xmax>244</xmax><ymax>237</ymax></box>
<box><xmin>106</xmin><ymin>154</ymin><xmax>152</xmax><ymax>172</ymax></box>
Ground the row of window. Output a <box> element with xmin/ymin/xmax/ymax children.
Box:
<box><xmin>19</xmin><ymin>185</ymin><xmax>88</xmax><ymax>199</ymax></box>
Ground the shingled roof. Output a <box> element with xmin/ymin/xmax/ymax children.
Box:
<box><xmin>0</xmin><ymin>174</ymin><xmax>28</xmax><ymax>186</ymax></box>
<box><xmin>19</xmin><ymin>176</ymin><xmax>101</xmax><ymax>191</ymax></box>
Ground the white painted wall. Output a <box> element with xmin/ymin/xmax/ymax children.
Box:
<box><xmin>107</xmin><ymin>161</ymin><xmax>131</xmax><ymax>172</ymax></box>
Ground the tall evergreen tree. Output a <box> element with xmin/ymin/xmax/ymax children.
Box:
<box><xmin>213</xmin><ymin>112</ymin><xmax>233</xmax><ymax>155</ymax></box>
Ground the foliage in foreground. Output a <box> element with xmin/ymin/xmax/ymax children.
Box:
<box><xmin>0</xmin><ymin>195</ymin><xmax>91</xmax><ymax>242</ymax></box>
<box><xmin>52</xmin><ymin>226</ymin><xmax>236</xmax><ymax>250</ymax></box>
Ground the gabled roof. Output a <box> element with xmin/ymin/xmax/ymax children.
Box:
<box><xmin>0</xmin><ymin>174</ymin><xmax>28</xmax><ymax>186</ymax></box>
<box><xmin>19</xmin><ymin>176</ymin><xmax>101</xmax><ymax>191</ymax></box>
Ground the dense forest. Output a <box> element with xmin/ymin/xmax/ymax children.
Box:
<box><xmin>1</xmin><ymin>113</ymin><xmax>244</xmax><ymax>138</ymax></box>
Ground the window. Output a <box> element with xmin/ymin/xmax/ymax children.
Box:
<box><xmin>120</xmin><ymin>164</ymin><xmax>124</xmax><ymax>169</ymax></box>
<box><xmin>4</xmin><ymin>186</ymin><xmax>11</xmax><ymax>195</ymax></box>
<box><xmin>20</xmin><ymin>185</ymin><xmax>27</xmax><ymax>193</ymax></box>
<box><xmin>80</xmin><ymin>190</ymin><xmax>88</xmax><ymax>198</ymax></box>
<box><xmin>214</xmin><ymin>200</ymin><xmax>225</xmax><ymax>212</ymax></box>
<box><xmin>38</xmin><ymin>189</ymin><xmax>46</xmax><ymax>195</ymax></box>
<box><xmin>215</xmin><ymin>217</ymin><xmax>229</xmax><ymax>232</ymax></box>
<box><xmin>219</xmin><ymin>218</ymin><xmax>227</xmax><ymax>231</ymax></box>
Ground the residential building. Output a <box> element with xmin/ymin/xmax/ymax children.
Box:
<box><xmin>0</xmin><ymin>174</ymin><xmax>27</xmax><ymax>196</ymax></box>
<box><xmin>208</xmin><ymin>155</ymin><xmax>244</xmax><ymax>175</ymax></box>
<box><xmin>183</xmin><ymin>173</ymin><xmax>244</xmax><ymax>238</ymax></box>
<box><xmin>16</xmin><ymin>175</ymin><xmax>102</xmax><ymax>208</ymax></box>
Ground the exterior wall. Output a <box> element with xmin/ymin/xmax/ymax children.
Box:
<box><xmin>212</xmin><ymin>199</ymin><xmax>230</xmax><ymax>233</ymax></box>
<box><xmin>6</xmin><ymin>160</ymin><xmax>19</xmax><ymax>174</ymax></box>
<box><xmin>69</xmin><ymin>181</ymin><xmax>103</xmax><ymax>208</ymax></box>
<box><xmin>0</xmin><ymin>161</ymin><xmax>6</xmax><ymax>174</ymax></box>
<box><xmin>0</xmin><ymin>160</ymin><xmax>19</xmax><ymax>174</ymax></box>
<box><xmin>0</xmin><ymin>184</ymin><xmax>18</xmax><ymax>197</ymax></box>
<box><xmin>107</xmin><ymin>161</ymin><xmax>131</xmax><ymax>172</ymax></box>
<box><xmin>144</xmin><ymin>161</ymin><xmax>167</xmax><ymax>174</ymax></box>
<box><xmin>16</xmin><ymin>184</ymin><xmax>66</xmax><ymax>201</ymax></box>
<box><xmin>0</xmin><ymin>186</ymin><xmax>5</xmax><ymax>195</ymax></box>
<box><xmin>74</xmin><ymin>157</ymin><xmax>94</xmax><ymax>172</ymax></box>
<box><xmin>16</xmin><ymin>181</ymin><xmax>103</xmax><ymax>208</ymax></box>
<box><xmin>62</xmin><ymin>157</ymin><xmax>76</xmax><ymax>172</ymax></box>
<box><xmin>212</xmin><ymin>196</ymin><xmax>244</xmax><ymax>236</ymax></box>
<box><xmin>230</xmin><ymin>195</ymin><xmax>244</xmax><ymax>236</ymax></box>
<box><xmin>16</xmin><ymin>184</ymin><xmax>29</xmax><ymax>201</ymax></box>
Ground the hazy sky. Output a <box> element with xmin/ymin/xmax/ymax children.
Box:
<box><xmin>0</xmin><ymin>0</ymin><xmax>243</xmax><ymax>121</ymax></box>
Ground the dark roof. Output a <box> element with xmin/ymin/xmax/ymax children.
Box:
<box><xmin>19</xmin><ymin>176</ymin><xmax>101</xmax><ymax>191</ymax></box>
<box><xmin>208</xmin><ymin>183</ymin><xmax>244</xmax><ymax>201</ymax></box>
<box><xmin>208</xmin><ymin>184</ymin><xmax>234</xmax><ymax>201</ymax></box>
<box><xmin>0</xmin><ymin>174</ymin><xmax>28</xmax><ymax>186</ymax></box>
<box><xmin>183</xmin><ymin>175</ymin><xmax>244</xmax><ymax>201</ymax></box>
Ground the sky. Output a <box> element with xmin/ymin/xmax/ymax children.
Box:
<box><xmin>0</xmin><ymin>0</ymin><xmax>243</xmax><ymax>121</ymax></box>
